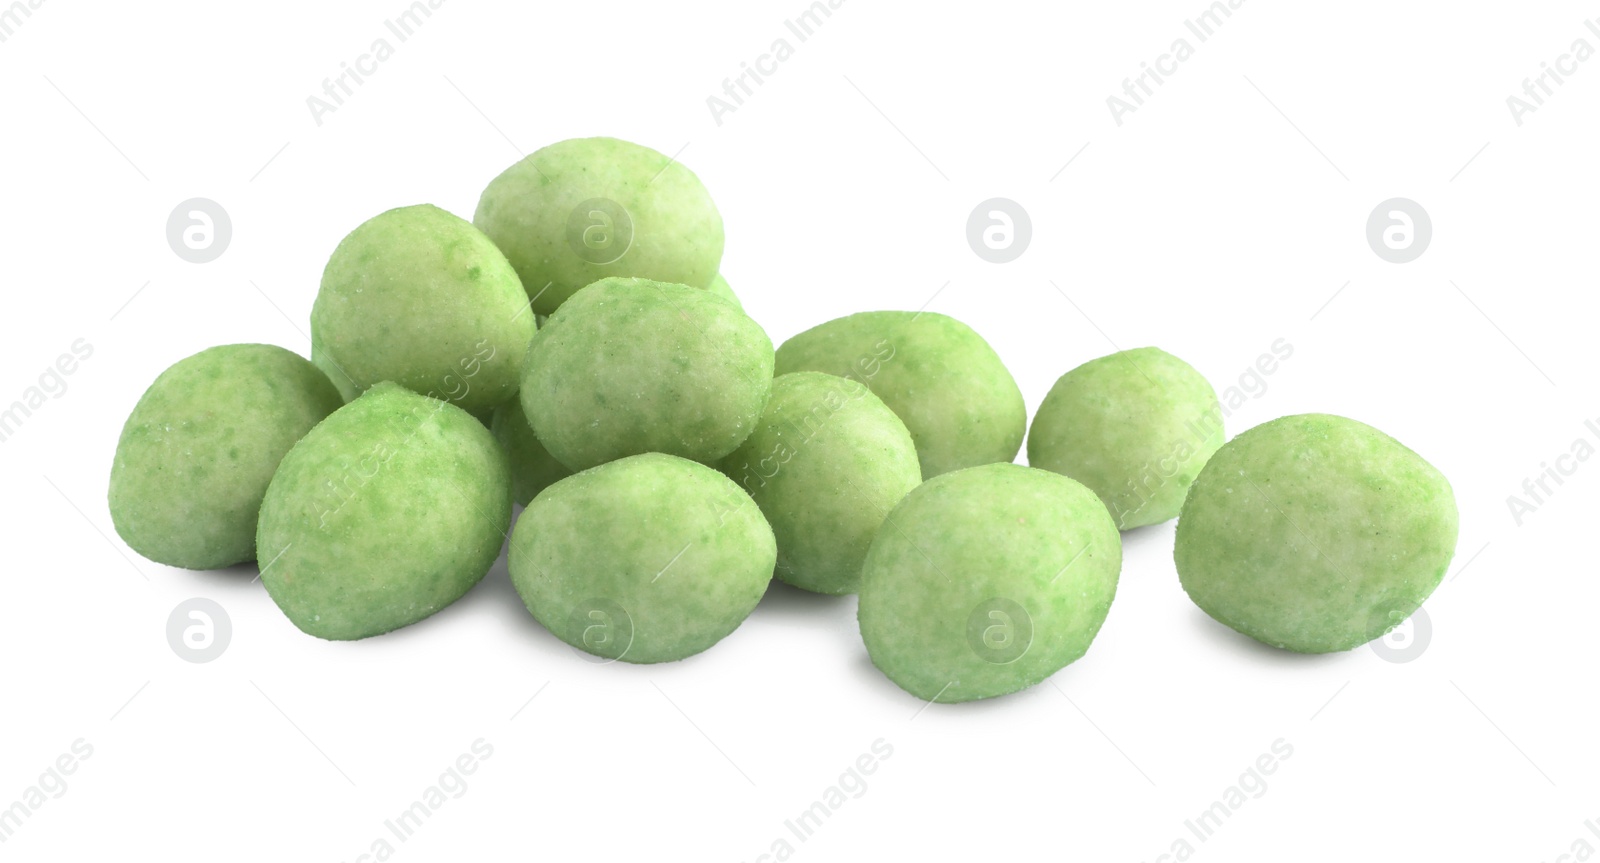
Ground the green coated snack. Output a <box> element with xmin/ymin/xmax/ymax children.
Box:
<box><xmin>509</xmin><ymin>453</ymin><xmax>776</xmax><ymax>663</ymax></box>
<box><xmin>474</xmin><ymin>137</ymin><xmax>724</xmax><ymax>316</ymax></box>
<box><xmin>108</xmin><ymin>344</ymin><xmax>343</xmax><ymax>570</ymax></box>
<box><xmin>774</xmin><ymin>311</ymin><xmax>1025</xmax><ymax>478</ymax></box>
<box><xmin>719</xmin><ymin>372</ymin><xmax>921</xmax><ymax>595</ymax></box>
<box><xmin>1174</xmin><ymin>413</ymin><xmax>1459</xmax><ymax>653</ymax></box>
<box><xmin>521</xmin><ymin>277</ymin><xmax>774</xmax><ymax>471</ymax></box>
<box><xmin>1027</xmin><ymin>347</ymin><xmax>1224</xmax><ymax>530</ymax></box>
<box><xmin>707</xmin><ymin>272</ymin><xmax>742</xmax><ymax>310</ymax></box>
<box><xmin>256</xmin><ymin>383</ymin><xmax>511</xmax><ymax>640</ymax></box>
<box><xmin>490</xmin><ymin>400</ymin><xmax>573</xmax><ymax>506</ymax></box>
<box><xmin>858</xmin><ymin>463</ymin><xmax>1122</xmax><ymax>702</ymax></box>
<box><xmin>311</xmin><ymin>204</ymin><xmax>534</xmax><ymax>415</ymax></box>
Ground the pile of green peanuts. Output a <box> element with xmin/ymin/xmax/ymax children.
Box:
<box><xmin>109</xmin><ymin>136</ymin><xmax>1458</xmax><ymax>703</ymax></box>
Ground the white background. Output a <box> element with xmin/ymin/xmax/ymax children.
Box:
<box><xmin>2</xmin><ymin>0</ymin><xmax>1596</xmax><ymax>860</ymax></box>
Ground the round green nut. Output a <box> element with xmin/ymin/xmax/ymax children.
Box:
<box><xmin>109</xmin><ymin>344</ymin><xmax>343</xmax><ymax>570</ymax></box>
<box><xmin>474</xmin><ymin>137</ymin><xmax>724</xmax><ymax>316</ymax></box>
<box><xmin>520</xmin><ymin>277</ymin><xmax>774</xmax><ymax>471</ymax></box>
<box><xmin>718</xmin><ymin>372</ymin><xmax>922</xmax><ymax>595</ymax></box>
<box><xmin>858</xmin><ymin>463</ymin><xmax>1122</xmax><ymax>703</ymax></box>
<box><xmin>706</xmin><ymin>272</ymin><xmax>742</xmax><ymax>310</ymax></box>
<box><xmin>1174</xmin><ymin>413</ymin><xmax>1459</xmax><ymax>654</ymax></box>
<box><xmin>1028</xmin><ymin>347</ymin><xmax>1224</xmax><ymax>530</ymax></box>
<box><xmin>490</xmin><ymin>400</ymin><xmax>573</xmax><ymax>506</ymax></box>
<box><xmin>509</xmin><ymin>453</ymin><xmax>776</xmax><ymax>663</ymax></box>
<box><xmin>257</xmin><ymin>383</ymin><xmax>511</xmax><ymax>640</ymax></box>
<box><xmin>774</xmin><ymin>311</ymin><xmax>1025</xmax><ymax>478</ymax></box>
<box><xmin>311</xmin><ymin>203</ymin><xmax>534</xmax><ymax>415</ymax></box>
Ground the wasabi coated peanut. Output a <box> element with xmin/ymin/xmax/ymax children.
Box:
<box><xmin>774</xmin><ymin>311</ymin><xmax>1026</xmax><ymax>478</ymax></box>
<box><xmin>707</xmin><ymin>272</ymin><xmax>742</xmax><ymax>310</ymax></box>
<box><xmin>108</xmin><ymin>344</ymin><xmax>343</xmax><ymax>570</ymax></box>
<box><xmin>719</xmin><ymin>372</ymin><xmax>921</xmax><ymax>595</ymax></box>
<box><xmin>1027</xmin><ymin>347</ymin><xmax>1224</xmax><ymax>530</ymax></box>
<box><xmin>858</xmin><ymin>463</ymin><xmax>1122</xmax><ymax>702</ymax></box>
<box><xmin>490</xmin><ymin>400</ymin><xmax>573</xmax><ymax>506</ymax></box>
<box><xmin>509</xmin><ymin>453</ymin><xmax>776</xmax><ymax>663</ymax></box>
<box><xmin>311</xmin><ymin>204</ymin><xmax>534</xmax><ymax>415</ymax></box>
<box><xmin>257</xmin><ymin>383</ymin><xmax>511</xmax><ymax>640</ymax></box>
<box><xmin>1175</xmin><ymin>413</ymin><xmax>1459</xmax><ymax>653</ymax></box>
<box><xmin>474</xmin><ymin>137</ymin><xmax>724</xmax><ymax>316</ymax></box>
<box><xmin>521</xmin><ymin>277</ymin><xmax>774</xmax><ymax>471</ymax></box>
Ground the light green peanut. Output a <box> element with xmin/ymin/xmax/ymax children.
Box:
<box><xmin>1174</xmin><ymin>413</ymin><xmax>1458</xmax><ymax>653</ymax></box>
<box><xmin>474</xmin><ymin>137</ymin><xmax>724</xmax><ymax>316</ymax></box>
<box><xmin>109</xmin><ymin>344</ymin><xmax>343</xmax><ymax>570</ymax></box>
<box><xmin>520</xmin><ymin>277</ymin><xmax>773</xmax><ymax>471</ymax></box>
<box><xmin>858</xmin><ymin>463</ymin><xmax>1122</xmax><ymax>702</ymax></box>
<box><xmin>1028</xmin><ymin>347</ymin><xmax>1224</xmax><ymax>529</ymax></box>
<box><xmin>256</xmin><ymin>383</ymin><xmax>511</xmax><ymax>640</ymax></box>
<box><xmin>311</xmin><ymin>203</ymin><xmax>534</xmax><ymax>415</ymax></box>
<box><xmin>509</xmin><ymin>453</ymin><xmax>775</xmax><ymax>663</ymax></box>
<box><xmin>719</xmin><ymin>372</ymin><xmax>921</xmax><ymax>595</ymax></box>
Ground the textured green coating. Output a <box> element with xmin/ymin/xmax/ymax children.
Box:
<box><xmin>509</xmin><ymin>453</ymin><xmax>776</xmax><ymax>663</ymax></box>
<box><xmin>858</xmin><ymin>464</ymin><xmax>1122</xmax><ymax>702</ymax></box>
<box><xmin>774</xmin><ymin>311</ymin><xmax>1025</xmax><ymax>478</ymax></box>
<box><xmin>490</xmin><ymin>400</ymin><xmax>573</xmax><ymax>506</ymax></box>
<box><xmin>108</xmin><ymin>344</ymin><xmax>343</xmax><ymax>570</ymax></box>
<box><xmin>520</xmin><ymin>277</ymin><xmax>774</xmax><ymax>471</ymax></box>
<box><xmin>718</xmin><ymin>372</ymin><xmax>921</xmax><ymax>595</ymax></box>
<box><xmin>256</xmin><ymin>383</ymin><xmax>511</xmax><ymax>641</ymax></box>
<box><xmin>1174</xmin><ymin>413</ymin><xmax>1459</xmax><ymax>653</ymax></box>
<box><xmin>707</xmin><ymin>272</ymin><xmax>742</xmax><ymax>310</ymax></box>
<box><xmin>311</xmin><ymin>204</ymin><xmax>534</xmax><ymax>415</ymax></box>
<box><xmin>474</xmin><ymin>137</ymin><xmax>724</xmax><ymax>316</ymax></box>
<box><xmin>1028</xmin><ymin>347</ymin><xmax>1224</xmax><ymax>529</ymax></box>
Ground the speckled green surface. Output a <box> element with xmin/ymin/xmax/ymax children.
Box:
<box><xmin>774</xmin><ymin>311</ymin><xmax>1025</xmax><ymax>478</ymax></box>
<box><xmin>509</xmin><ymin>453</ymin><xmax>776</xmax><ymax>663</ymax></box>
<box><xmin>474</xmin><ymin>137</ymin><xmax>724</xmax><ymax>316</ymax></box>
<box><xmin>520</xmin><ymin>277</ymin><xmax>774</xmax><ymax>471</ymax></box>
<box><xmin>1028</xmin><ymin>347</ymin><xmax>1224</xmax><ymax>530</ymax></box>
<box><xmin>858</xmin><ymin>463</ymin><xmax>1122</xmax><ymax>702</ymax></box>
<box><xmin>108</xmin><ymin>344</ymin><xmax>343</xmax><ymax>570</ymax></box>
<box><xmin>311</xmin><ymin>204</ymin><xmax>534</xmax><ymax>415</ymax></box>
<box><xmin>256</xmin><ymin>383</ymin><xmax>511</xmax><ymax>641</ymax></box>
<box><xmin>490</xmin><ymin>400</ymin><xmax>573</xmax><ymax>506</ymax></box>
<box><xmin>706</xmin><ymin>272</ymin><xmax>741</xmax><ymax>310</ymax></box>
<box><xmin>1174</xmin><ymin>413</ymin><xmax>1458</xmax><ymax>653</ymax></box>
<box><xmin>718</xmin><ymin>372</ymin><xmax>921</xmax><ymax>595</ymax></box>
